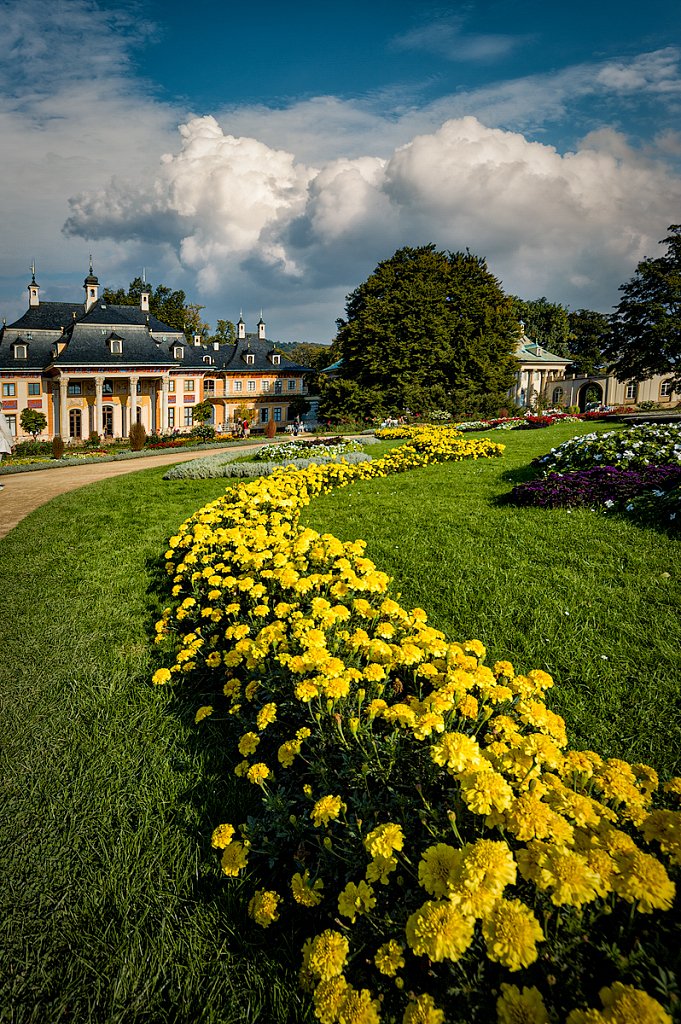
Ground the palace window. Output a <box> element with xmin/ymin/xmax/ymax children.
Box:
<box><xmin>14</xmin><ymin>344</ymin><xmax>27</xmax><ymax>359</ymax></box>
<box><xmin>67</xmin><ymin>382</ymin><xmax>82</xmax><ymax>396</ymax></box>
<box><xmin>204</xmin><ymin>379</ymin><xmax>215</xmax><ymax>393</ymax></box>
<box><xmin>168</xmin><ymin>380</ymin><xmax>175</xmax><ymax>392</ymax></box>
<box><xmin>274</xmin><ymin>380</ymin><xmax>282</xmax><ymax>394</ymax></box>
<box><xmin>173</xmin><ymin>346</ymin><xmax>184</xmax><ymax>359</ymax></box>
<box><xmin>233</xmin><ymin>380</ymin><xmax>243</xmax><ymax>393</ymax></box>
<box><xmin>271</xmin><ymin>353</ymin><xmax>281</xmax><ymax>366</ymax></box>
<box><xmin>273</xmin><ymin>406</ymin><xmax>282</xmax><ymax>422</ymax></box>
<box><xmin>28</xmin><ymin>382</ymin><xmax>41</xmax><ymax>396</ymax></box>
<box><xmin>184</xmin><ymin>407</ymin><xmax>193</xmax><ymax>427</ymax></box>
<box><xmin>262</xmin><ymin>380</ymin><xmax>270</xmax><ymax>392</ymax></box>
<box><xmin>168</xmin><ymin>408</ymin><xmax>175</xmax><ymax>428</ymax></box>
<box><xmin>103</xmin><ymin>380</ymin><xmax>114</xmax><ymax>396</ymax></box>
<box><xmin>660</xmin><ymin>380</ymin><xmax>673</xmax><ymax>397</ymax></box>
<box><xmin>69</xmin><ymin>408</ymin><xmax>82</xmax><ymax>439</ymax></box>
<box><xmin>625</xmin><ymin>383</ymin><xmax>638</xmax><ymax>401</ymax></box>
<box><xmin>552</xmin><ymin>386</ymin><xmax>564</xmax><ymax>405</ymax></box>
<box><xmin>247</xmin><ymin>380</ymin><xmax>256</xmax><ymax>392</ymax></box>
<box><xmin>260</xmin><ymin>408</ymin><xmax>269</xmax><ymax>422</ymax></box>
<box><xmin>184</xmin><ymin>379</ymin><xmax>195</xmax><ymax>392</ymax></box>
<box><xmin>287</xmin><ymin>378</ymin><xmax>296</xmax><ymax>391</ymax></box>
<box><xmin>5</xmin><ymin>414</ymin><xmax>16</xmax><ymax>435</ymax></box>
<box><xmin>110</xmin><ymin>339</ymin><xmax>122</xmax><ymax>355</ymax></box>
<box><xmin>203</xmin><ymin>355</ymin><xmax>212</xmax><ymax>364</ymax></box>
<box><xmin>245</xmin><ymin>353</ymin><xmax>255</xmax><ymax>365</ymax></box>
<box><xmin>2</xmin><ymin>383</ymin><xmax>16</xmax><ymax>397</ymax></box>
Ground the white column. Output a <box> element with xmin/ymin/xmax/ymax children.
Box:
<box><xmin>95</xmin><ymin>375</ymin><xmax>104</xmax><ymax>436</ymax></box>
<box><xmin>59</xmin><ymin>375</ymin><xmax>69</xmax><ymax>439</ymax></box>
<box><xmin>161</xmin><ymin>374</ymin><xmax>169</xmax><ymax>433</ymax></box>
<box><xmin>129</xmin><ymin>375</ymin><xmax>139</xmax><ymax>436</ymax></box>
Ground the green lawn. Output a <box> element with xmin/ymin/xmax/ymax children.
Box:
<box><xmin>1</xmin><ymin>421</ymin><xmax>679</xmax><ymax>1023</ymax></box>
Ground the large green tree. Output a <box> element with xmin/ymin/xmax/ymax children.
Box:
<box><xmin>510</xmin><ymin>296</ymin><xmax>571</xmax><ymax>356</ymax></box>
<box><xmin>103</xmin><ymin>278</ymin><xmax>190</xmax><ymax>335</ymax></box>
<box><xmin>332</xmin><ymin>245</ymin><xmax>519</xmax><ymax>418</ymax></box>
<box><xmin>566</xmin><ymin>309</ymin><xmax>611</xmax><ymax>377</ymax></box>
<box><xmin>605</xmin><ymin>226</ymin><xmax>681</xmax><ymax>389</ymax></box>
<box><xmin>20</xmin><ymin>408</ymin><xmax>47</xmax><ymax>438</ymax></box>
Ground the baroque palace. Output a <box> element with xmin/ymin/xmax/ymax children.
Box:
<box><xmin>0</xmin><ymin>266</ymin><xmax>312</xmax><ymax>441</ymax></box>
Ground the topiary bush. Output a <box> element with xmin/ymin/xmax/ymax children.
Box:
<box><xmin>128</xmin><ymin>421</ymin><xmax>147</xmax><ymax>452</ymax></box>
<box><xmin>51</xmin><ymin>435</ymin><xmax>65</xmax><ymax>460</ymax></box>
<box><xmin>265</xmin><ymin>418</ymin><xmax>277</xmax><ymax>439</ymax></box>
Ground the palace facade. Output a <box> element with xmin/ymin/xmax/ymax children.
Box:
<box><xmin>0</xmin><ymin>267</ymin><xmax>313</xmax><ymax>442</ymax></box>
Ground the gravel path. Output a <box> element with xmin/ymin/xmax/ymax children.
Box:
<box><xmin>0</xmin><ymin>444</ymin><xmax>261</xmax><ymax>541</ymax></box>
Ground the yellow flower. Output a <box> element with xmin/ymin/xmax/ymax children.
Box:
<box><xmin>405</xmin><ymin>900</ymin><xmax>475</xmax><ymax>962</ymax></box>
<box><xmin>247</xmin><ymin>762</ymin><xmax>271</xmax><ymax>786</ymax></box>
<box><xmin>611</xmin><ymin>849</ymin><xmax>675</xmax><ymax>912</ymax></box>
<box><xmin>337</xmin><ymin>985</ymin><xmax>381</xmax><ymax>1024</ymax></box>
<box><xmin>220</xmin><ymin>841</ymin><xmax>248</xmax><ymax>876</ymax></box>
<box><xmin>277</xmin><ymin>739</ymin><xmax>301</xmax><ymax>767</ymax></box>
<box><xmin>640</xmin><ymin>809</ymin><xmax>681</xmax><ymax>865</ymax></box>
<box><xmin>364</xmin><ymin>822</ymin><xmax>404</xmax><ymax>859</ymax></box>
<box><xmin>291</xmin><ymin>870</ymin><xmax>324</xmax><ymax>907</ymax></box>
<box><xmin>418</xmin><ymin>844</ymin><xmax>462</xmax><ymax>898</ymax></box>
<box><xmin>374</xmin><ymin>940</ymin><xmax>404</xmax><ymax>977</ymax></box>
<box><xmin>431</xmin><ymin>732</ymin><xmax>486</xmax><ymax>772</ymax></box>
<box><xmin>195</xmin><ymin>705</ymin><xmax>213</xmax><ymax>723</ymax></box>
<box><xmin>338</xmin><ymin>880</ymin><xmax>376</xmax><ymax>922</ymax></box>
<box><xmin>567</xmin><ymin>982</ymin><xmax>672</xmax><ymax>1024</ymax></box>
<box><xmin>311</xmin><ymin>795</ymin><xmax>345</xmax><ymax>827</ymax></box>
<box><xmin>306</xmin><ymin>929</ymin><xmax>349</xmax><ymax>980</ymax></box>
<box><xmin>210</xmin><ymin>823</ymin><xmax>235</xmax><ymax>849</ymax></box>
<box><xmin>256</xmin><ymin>702</ymin><xmax>277</xmax><ymax>730</ymax></box>
<box><xmin>152</xmin><ymin>667</ymin><xmax>172</xmax><ymax>685</ymax></box>
<box><xmin>481</xmin><ymin>898</ymin><xmax>544</xmax><ymax>971</ymax></box>
<box><xmin>402</xmin><ymin>993</ymin><xmax>445</xmax><ymax>1024</ymax></box>
<box><xmin>248</xmin><ymin>889</ymin><xmax>281</xmax><ymax>928</ymax></box>
<box><xmin>536</xmin><ymin>846</ymin><xmax>603</xmax><ymax>907</ymax></box>
<box><xmin>459</xmin><ymin>769</ymin><xmax>513</xmax><ymax>816</ymax></box>
<box><xmin>496</xmin><ymin>984</ymin><xmax>550</xmax><ymax>1024</ymax></box>
<box><xmin>238</xmin><ymin>731</ymin><xmax>260</xmax><ymax>756</ymax></box>
<box><xmin>313</xmin><ymin>978</ymin><xmax>348</xmax><ymax>1024</ymax></box>
<box><xmin>365</xmin><ymin>854</ymin><xmax>398</xmax><ymax>885</ymax></box>
<box><xmin>451</xmin><ymin>840</ymin><xmax>517</xmax><ymax>918</ymax></box>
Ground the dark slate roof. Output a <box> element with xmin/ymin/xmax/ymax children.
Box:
<box><xmin>183</xmin><ymin>335</ymin><xmax>312</xmax><ymax>373</ymax></box>
<box><xmin>52</xmin><ymin>324</ymin><xmax>180</xmax><ymax>367</ymax></box>
<box><xmin>7</xmin><ymin>302</ymin><xmax>83</xmax><ymax>331</ymax></box>
<box><xmin>81</xmin><ymin>302</ymin><xmax>184</xmax><ymax>335</ymax></box>
<box><xmin>0</xmin><ymin>333</ymin><xmax>56</xmax><ymax>371</ymax></box>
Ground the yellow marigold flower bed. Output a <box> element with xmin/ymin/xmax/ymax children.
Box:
<box><xmin>152</xmin><ymin>427</ymin><xmax>678</xmax><ymax>1024</ymax></box>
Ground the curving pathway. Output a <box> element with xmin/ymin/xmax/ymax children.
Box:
<box><xmin>0</xmin><ymin>444</ymin><xmax>263</xmax><ymax>541</ymax></box>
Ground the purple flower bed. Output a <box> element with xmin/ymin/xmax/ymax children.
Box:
<box><xmin>508</xmin><ymin>464</ymin><xmax>681</xmax><ymax>508</ymax></box>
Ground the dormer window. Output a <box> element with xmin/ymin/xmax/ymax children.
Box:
<box><xmin>110</xmin><ymin>340</ymin><xmax>122</xmax><ymax>355</ymax></box>
<box><xmin>14</xmin><ymin>344</ymin><xmax>27</xmax><ymax>359</ymax></box>
<box><xmin>271</xmin><ymin>353</ymin><xmax>281</xmax><ymax>366</ymax></box>
<box><xmin>203</xmin><ymin>355</ymin><xmax>212</xmax><ymax>364</ymax></box>
<box><xmin>245</xmin><ymin>353</ymin><xmax>255</xmax><ymax>365</ymax></box>
<box><xmin>174</xmin><ymin>346</ymin><xmax>184</xmax><ymax>359</ymax></box>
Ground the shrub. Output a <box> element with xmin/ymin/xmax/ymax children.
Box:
<box><xmin>190</xmin><ymin>424</ymin><xmax>216</xmax><ymax>442</ymax></box>
<box><xmin>86</xmin><ymin>431</ymin><xmax>101</xmax><ymax>448</ymax></box>
<box><xmin>12</xmin><ymin>439</ymin><xmax>52</xmax><ymax>458</ymax></box>
<box><xmin>265</xmin><ymin>419</ymin><xmax>277</xmax><ymax>439</ymax></box>
<box><xmin>51</xmin><ymin>435</ymin><xmax>65</xmax><ymax>460</ymax></box>
<box><xmin>128</xmin><ymin>422</ymin><xmax>147</xmax><ymax>452</ymax></box>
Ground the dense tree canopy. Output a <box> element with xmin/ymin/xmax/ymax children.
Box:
<box><xmin>103</xmin><ymin>278</ymin><xmax>192</xmax><ymax>336</ymax></box>
<box><xmin>605</xmin><ymin>225</ymin><xmax>681</xmax><ymax>389</ymax></box>
<box><xmin>510</xmin><ymin>296</ymin><xmax>571</xmax><ymax>356</ymax></box>
<box><xmin>566</xmin><ymin>309</ymin><xmax>611</xmax><ymax>377</ymax></box>
<box><xmin>328</xmin><ymin>245</ymin><xmax>519</xmax><ymax>419</ymax></box>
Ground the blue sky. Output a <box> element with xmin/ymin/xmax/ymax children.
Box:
<box><xmin>1</xmin><ymin>0</ymin><xmax>680</xmax><ymax>342</ymax></box>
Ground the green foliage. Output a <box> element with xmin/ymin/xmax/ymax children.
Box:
<box><xmin>567</xmin><ymin>309</ymin><xmax>612</xmax><ymax>376</ymax></box>
<box><xmin>317</xmin><ymin>377</ymin><xmax>387</xmax><ymax>424</ymax></box>
<box><xmin>334</xmin><ymin>245</ymin><xmax>519</xmax><ymax>418</ymax></box>
<box><xmin>208</xmin><ymin>319</ymin><xmax>237</xmax><ymax>345</ymax></box>
<box><xmin>511</xmin><ymin>295</ymin><xmax>572</xmax><ymax>356</ymax></box>
<box><xmin>606</xmin><ymin>225</ymin><xmax>681</xmax><ymax>389</ymax></box>
<box><xmin>51</xmin><ymin>435</ymin><xmax>64</xmax><ymax>459</ymax></box>
<box><xmin>19</xmin><ymin>407</ymin><xmax>47</xmax><ymax>438</ymax></box>
<box><xmin>191</xmin><ymin>400</ymin><xmax>214</xmax><ymax>425</ymax></box>
<box><xmin>102</xmin><ymin>277</ymin><xmax>188</xmax><ymax>334</ymax></box>
<box><xmin>128</xmin><ymin>421</ymin><xmax>147</xmax><ymax>452</ymax></box>
<box><xmin>276</xmin><ymin>342</ymin><xmax>333</xmax><ymax>370</ymax></box>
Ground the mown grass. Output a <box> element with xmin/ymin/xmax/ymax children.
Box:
<box><xmin>1</xmin><ymin>421</ymin><xmax>679</xmax><ymax>1023</ymax></box>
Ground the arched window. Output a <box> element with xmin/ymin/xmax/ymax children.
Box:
<box><xmin>552</xmin><ymin>386</ymin><xmax>564</xmax><ymax>405</ymax></box>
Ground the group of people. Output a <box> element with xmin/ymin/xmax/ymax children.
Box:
<box><xmin>285</xmin><ymin>419</ymin><xmax>302</xmax><ymax>436</ymax></box>
<box><xmin>234</xmin><ymin>419</ymin><xmax>251</xmax><ymax>439</ymax></box>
